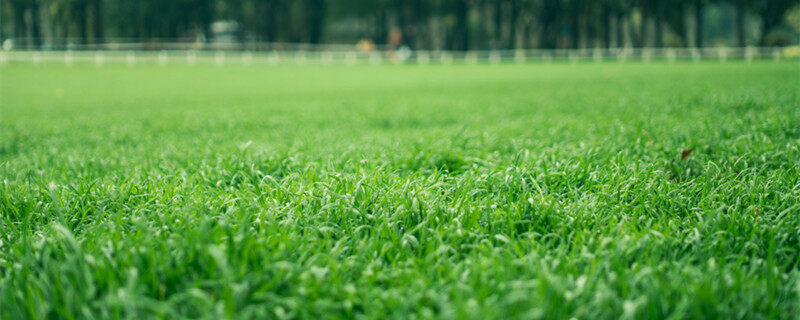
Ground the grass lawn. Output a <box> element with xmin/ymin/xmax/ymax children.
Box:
<box><xmin>1</xmin><ymin>61</ymin><xmax>799</xmax><ymax>319</ymax></box>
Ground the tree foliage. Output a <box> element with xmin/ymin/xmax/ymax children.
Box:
<box><xmin>1</xmin><ymin>0</ymin><xmax>796</xmax><ymax>49</ymax></box>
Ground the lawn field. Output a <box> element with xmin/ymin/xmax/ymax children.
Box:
<box><xmin>1</xmin><ymin>62</ymin><xmax>799</xmax><ymax>319</ymax></box>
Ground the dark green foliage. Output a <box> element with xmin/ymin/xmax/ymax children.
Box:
<box><xmin>2</xmin><ymin>0</ymin><xmax>797</xmax><ymax>49</ymax></box>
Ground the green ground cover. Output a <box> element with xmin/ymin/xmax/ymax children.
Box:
<box><xmin>1</xmin><ymin>62</ymin><xmax>799</xmax><ymax>319</ymax></box>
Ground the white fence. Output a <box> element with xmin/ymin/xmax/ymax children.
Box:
<box><xmin>1</xmin><ymin>47</ymin><xmax>797</xmax><ymax>67</ymax></box>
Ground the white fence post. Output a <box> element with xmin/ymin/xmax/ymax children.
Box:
<box><xmin>95</xmin><ymin>51</ymin><xmax>105</xmax><ymax>67</ymax></box>
<box><xmin>346</xmin><ymin>52</ymin><xmax>357</xmax><ymax>65</ymax></box>
<box><xmin>416</xmin><ymin>51</ymin><xmax>430</xmax><ymax>65</ymax></box>
<box><xmin>489</xmin><ymin>51</ymin><xmax>501</xmax><ymax>64</ymax></box>
<box><xmin>667</xmin><ymin>48</ymin><xmax>676</xmax><ymax>63</ymax></box>
<box><xmin>158</xmin><ymin>51</ymin><xmax>168</xmax><ymax>66</ymax></box>
<box><xmin>745</xmin><ymin>47</ymin><xmax>754</xmax><ymax>64</ymax></box>
<box><xmin>569</xmin><ymin>51</ymin><xmax>578</xmax><ymax>64</ymax></box>
<box><xmin>294</xmin><ymin>51</ymin><xmax>307</xmax><ymax>65</ymax></box>
<box><xmin>215</xmin><ymin>52</ymin><xmax>226</xmax><ymax>66</ymax></box>
<box><xmin>186</xmin><ymin>51</ymin><xmax>197</xmax><ymax>65</ymax></box>
<box><xmin>515</xmin><ymin>50</ymin><xmax>526</xmax><ymax>64</ymax></box>
<box><xmin>242</xmin><ymin>52</ymin><xmax>253</xmax><ymax>66</ymax></box>
<box><xmin>268</xmin><ymin>51</ymin><xmax>280</xmax><ymax>65</ymax></box>
<box><xmin>65</xmin><ymin>51</ymin><xmax>73</xmax><ymax>66</ymax></box>
<box><xmin>440</xmin><ymin>52</ymin><xmax>453</xmax><ymax>65</ymax></box>
<box><xmin>321</xmin><ymin>52</ymin><xmax>333</xmax><ymax>65</ymax></box>
<box><xmin>126</xmin><ymin>52</ymin><xmax>136</xmax><ymax>67</ymax></box>
<box><xmin>370</xmin><ymin>52</ymin><xmax>382</xmax><ymax>65</ymax></box>
<box><xmin>465</xmin><ymin>52</ymin><xmax>478</xmax><ymax>65</ymax></box>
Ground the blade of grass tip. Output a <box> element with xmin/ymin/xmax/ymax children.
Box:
<box><xmin>774</xmin><ymin>203</ymin><xmax>800</xmax><ymax>228</ymax></box>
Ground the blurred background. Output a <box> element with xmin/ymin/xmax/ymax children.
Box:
<box><xmin>1</xmin><ymin>0</ymin><xmax>798</xmax><ymax>51</ymax></box>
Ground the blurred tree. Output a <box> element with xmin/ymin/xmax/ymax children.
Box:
<box><xmin>755</xmin><ymin>0</ymin><xmax>796</xmax><ymax>45</ymax></box>
<box><xmin>694</xmin><ymin>0</ymin><xmax>705</xmax><ymax>47</ymax></box>
<box><xmin>731</xmin><ymin>0</ymin><xmax>750</xmax><ymax>46</ymax></box>
<box><xmin>1</xmin><ymin>0</ymin><xmax>797</xmax><ymax>49</ymax></box>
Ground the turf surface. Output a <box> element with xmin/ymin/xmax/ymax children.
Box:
<box><xmin>1</xmin><ymin>62</ymin><xmax>799</xmax><ymax>319</ymax></box>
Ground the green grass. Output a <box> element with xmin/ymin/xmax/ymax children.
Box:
<box><xmin>1</xmin><ymin>61</ymin><xmax>799</xmax><ymax>319</ymax></box>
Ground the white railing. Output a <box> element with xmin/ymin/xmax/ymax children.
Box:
<box><xmin>1</xmin><ymin>47</ymin><xmax>797</xmax><ymax>66</ymax></box>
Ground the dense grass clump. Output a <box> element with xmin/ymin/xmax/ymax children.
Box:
<box><xmin>1</xmin><ymin>62</ymin><xmax>799</xmax><ymax>319</ymax></box>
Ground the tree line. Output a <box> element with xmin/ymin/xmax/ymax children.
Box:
<box><xmin>2</xmin><ymin>0</ymin><xmax>798</xmax><ymax>50</ymax></box>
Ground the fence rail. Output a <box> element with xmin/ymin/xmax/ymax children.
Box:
<box><xmin>1</xmin><ymin>47</ymin><xmax>797</xmax><ymax>66</ymax></box>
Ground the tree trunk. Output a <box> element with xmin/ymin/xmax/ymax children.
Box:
<box><xmin>24</xmin><ymin>4</ymin><xmax>37</xmax><ymax>47</ymax></box>
<box><xmin>622</xmin><ymin>14</ymin><xmax>632</xmax><ymax>48</ymax></box>
<box><xmin>604</xmin><ymin>8</ymin><xmax>612</xmax><ymax>48</ymax></box>
<box><xmin>305</xmin><ymin>0</ymin><xmax>325</xmax><ymax>43</ymax></box>
<box><xmin>757</xmin><ymin>2</ymin><xmax>789</xmax><ymax>46</ymax></box>
<box><xmin>570</xmin><ymin>7</ymin><xmax>579</xmax><ymax>49</ymax></box>
<box><xmin>670</xmin><ymin>3</ymin><xmax>686</xmax><ymax>46</ymax></box>
<box><xmin>93</xmin><ymin>0</ymin><xmax>104</xmax><ymax>43</ymax></box>
<box><xmin>509</xmin><ymin>0</ymin><xmax>518</xmax><ymax>49</ymax></box>
<box><xmin>77</xmin><ymin>3</ymin><xmax>88</xmax><ymax>44</ymax></box>
<box><xmin>636</xmin><ymin>12</ymin><xmax>645</xmax><ymax>48</ymax></box>
<box><xmin>37</xmin><ymin>0</ymin><xmax>54</xmax><ymax>49</ymax></box>
<box><xmin>264</xmin><ymin>3</ymin><xmax>276</xmax><ymax>42</ymax></box>
<box><xmin>655</xmin><ymin>15</ymin><xmax>663</xmax><ymax>47</ymax></box>
<box><xmin>452</xmin><ymin>0</ymin><xmax>468</xmax><ymax>50</ymax></box>
<box><xmin>10</xmin><ymin>2</ymin><xmax>25</xmax><ymax>40</ymax></box>
<box><xmin>733</xmin><ymin>1</ymin><xmax>744</xmax><ymax>47</ymax></box>
<box><xmin>614</xmin><ymin>15</ymin><xmax>628</xmax><ymax>48</ymax></box>
<box><xmin>494</xmin><ymin>1</ymin><xmax>502</xmax><ymax>48</ymax></box>
<box><xmin>694</xmin><ymin>0</ymin><xmax>703</xmax><ymax>48</ymax></box>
